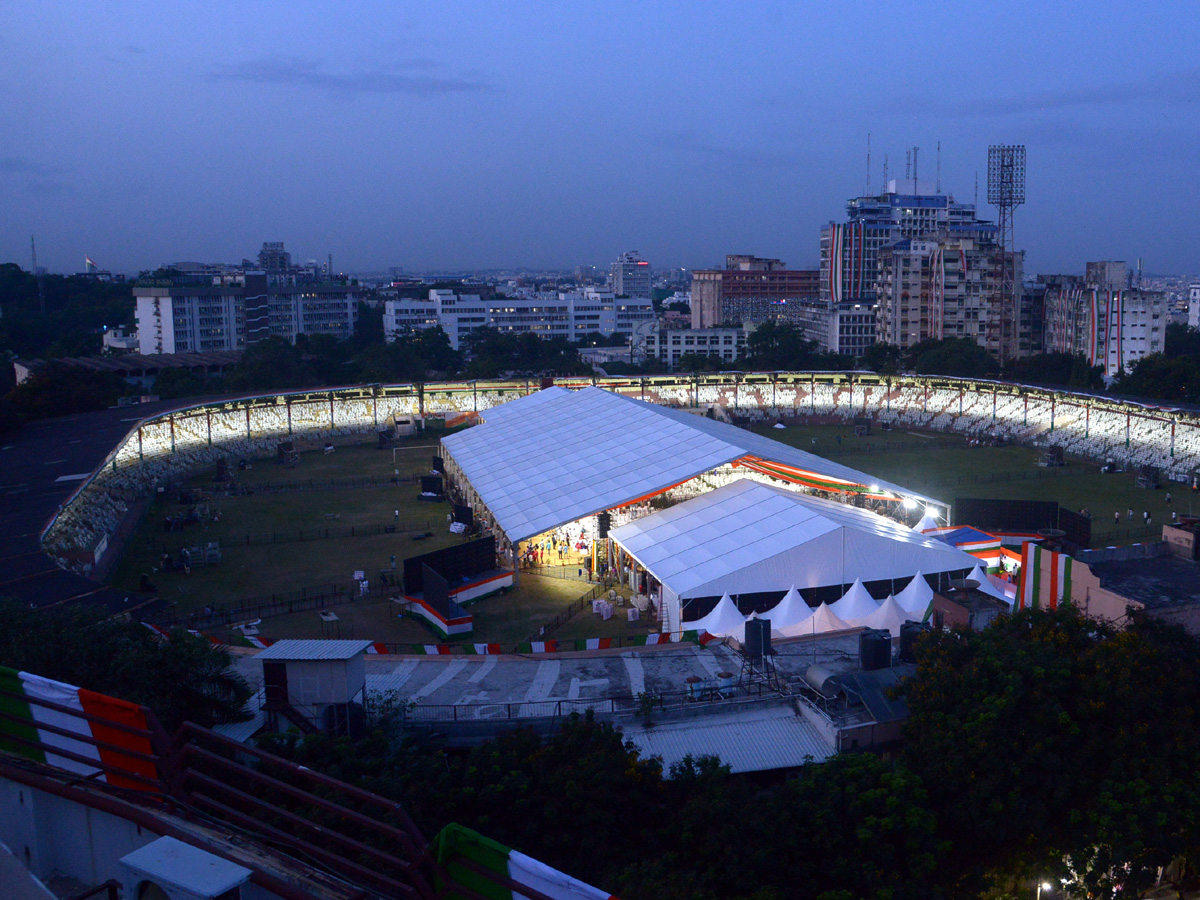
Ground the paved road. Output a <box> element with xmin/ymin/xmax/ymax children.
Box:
<box><xmin>0</xmin><ymin>401</ymin><xmax>178</xmax><ymax>611</ymax></box>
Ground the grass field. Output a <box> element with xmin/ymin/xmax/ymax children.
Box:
<box><xmin>205</xmin><ymin>572</ymin><xmax>603</xmax><ymax>647</ymax></box>
<box><xmin>110</xmin><ymin>421</ymin><xmax>1191</xmax><ymax>646</ymax></box>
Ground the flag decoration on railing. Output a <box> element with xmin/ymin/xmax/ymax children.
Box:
<box><xmin>434</xmin><ymin>822</ymin><xmax>618</xmax><ymax>900</ymax></box>
<box><xmin>1017</xmin><ymin>542</ymin><xmax>1073</xmax><ymax>611</ymax></box>
<box><xmin>0</xmin><ymin>666</ymin><xmax>158</xmax><ymax>792</ymax></box>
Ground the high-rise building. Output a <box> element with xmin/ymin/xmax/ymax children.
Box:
<box><xmin>690</xmin><ymin>256</ymin><xmax>819</xmax><ymax>329</ymax></box>
<box><xmin>819</xmin><ymin>179</ymin><xmax>997</xmax><ymax>357</ymax></box>
<box><xmin>257</xmin><ymin>241</ymin><xmax>292</xmax><ymax>272</ymax></box>
<box><xmin>609</xmin><ymin>251</ymin><xmax>652</xmax><ymax>299</ymax></box>
<box><xmin>874</xmin><ymin>236</ymin><xmax>1021</xmax><ymax>358</ymax></box>
<box><xmin>134</xmin><ymin>278</ymin><xmax>360</xmax><ymax>354</ymax></box>
<box><xmin>1043</xmin><ymin>263</ymin><xmax>1166</xmax><ymax>379</ymax></box>
<box><xmin>1189</xmin><ymin>283</ymin><xmax>1200</xmax><ymax>329</ymax></box>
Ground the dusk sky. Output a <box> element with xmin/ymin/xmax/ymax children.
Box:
<box><xmin>3</xmin><ymin>2</ymin><xmax>1199</xmax><ymax>276</ymax></box>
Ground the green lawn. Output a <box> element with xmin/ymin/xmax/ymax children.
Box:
<box><xmin>225</xmin><ymin>571</ymin><xmax>600</xmax><ymax>647</ymax></box>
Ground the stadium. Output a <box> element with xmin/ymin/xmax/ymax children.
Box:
<box><xmin>16</xmin><ymin>370</ymin><xmax>1198</xmax><ymax>645</ymax></box>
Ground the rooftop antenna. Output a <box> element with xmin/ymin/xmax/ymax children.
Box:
<box><xmin>936</xmin><ymin>141</ymin><xmax>942</xmax><ymax>194</ymax></box>
<box><xmin>912</xmin><ymin>146</ymin><xmax>919</xmax><ymax>193</ymax></box>
<box><xmin>905</xmin><ymin>150</ymin><xmax>912</xmax><ymax>182</ymax></box>
<box><xmin>974</xmin><ymin>171</ymin><xmax>979</xmax><ymax>208</ymax></box>
<box><xmin>883</xmin><ymin>154</ymin><xmax>889</xmax><ymax>191</ymax></box>
<box><xmin>31</xmin><ymin>236</ymin><xmax>45</xmax><ymax>315</ymax></box>
<box><xmin>866</xmin><ymin>133</ymin><xmax>871</xmax><ymax>196</ymax></box>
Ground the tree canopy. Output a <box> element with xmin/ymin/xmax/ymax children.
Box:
<box><xmin>902</xmin><ymin>607</ymin><xmax>1200</xmax><ymax>898</ymax></box>
<box><xmin>0</xmin><ymin>598</ymin><xmax>251</xmax><ymax>732</ymax></box>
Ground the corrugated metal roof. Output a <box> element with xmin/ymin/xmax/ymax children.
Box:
<box><xmin>442</xmin><ymin>387</ymin><xmax>939</xmax><ymax>545</ymax></box>
<box><xmin>619</xmin><ymin>705</ymin><xmax>834</xmax><ymax>775</ymax></box>
<box><xmin>212</xmin><ymin>689</ymin><xmax>268</xmax><ymax>743</ymax></box>
<box><xmin>254</xmin><ymin>639</ymin><xmax>372</xmax><ymax>661</ymax></box>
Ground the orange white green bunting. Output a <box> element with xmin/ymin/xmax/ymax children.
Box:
<box><xmin>0</xmin><ymin>666</ymin><xmax>158</xmax><ymax>792</ymax></box>
<box><xmin>433</xmin><ymin>822</ymin><xmax>618</xmax><ymax>900</ymax></box>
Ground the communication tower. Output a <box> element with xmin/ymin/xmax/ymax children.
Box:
<box><xmin>987</xmin><ymin>145</ymin><xmax>1025</xmax><ymax>365</ymax></box>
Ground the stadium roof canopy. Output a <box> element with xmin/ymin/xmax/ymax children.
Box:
<box><xmin>441</xmin><ymin>386</ymin><xmax>942</xmax><ymax>545</ymax></box>
<box><xmin>609</xmin><ymin>479</ymin><xmax>976</xmax><ymax>601</ymax></box>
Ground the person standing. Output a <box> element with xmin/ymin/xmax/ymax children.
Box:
<box><xmin>1114</xmin><ymin>511</ymin><xmax>1120</xmax><ymax>525</ymax></box>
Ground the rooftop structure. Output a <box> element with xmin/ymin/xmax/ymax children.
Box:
<box><xmin>690</xmin><ymin>255</ymin><xmax>819</xmax><ymax>329</ymax></box>
<box><xmin>609</xmin><ymin>250</ymin><xmax>652</xmax><ymax>299</ymax></box>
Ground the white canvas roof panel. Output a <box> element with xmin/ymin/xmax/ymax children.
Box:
<box><xmin>610</xmin><ymin>479</ymin><xmax>977</xmax><ymax>601</ymax></box>
<box><xmin>620</xmin><ymin>706</ymin><xmax>833</xmax><ymax>775</ymax></box>
<box><xmin>442</xmin><ymin>387</ymin><xmax>940</xmax><ymax>544</ymax></box>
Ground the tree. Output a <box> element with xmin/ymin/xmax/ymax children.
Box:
<box><xmin>902</xmin><ymin>607</ymin><xmax>1200</xmax><ymax>898</ymax></box>
<box><xmin>1113</xmin><ymin>353</ymin><xmax>1200</xmax><ymax>403</ymax></box>
<box><xmin>905</xmin><ymin>337</ymin><xmax>999</xmax><ymax>377</ymax></box>
<box><xmin>0</xmin><ymin>598</ymin><xmax>251</xmax><ymax>732</ymax></box>
<box><xmin>861</xmin><ymin>342</ymin><xmax>902</xmax><ymax>375</ymax></box>
<box><xmin>8</xmin><ymin>362</ymin><xmax>129</xmax><ymax>419</ymax></box>
<box><xmin>153</xmin><ymin>367</ymin><xmax>215</xmax><ymax>400</ymax></box>
<box><xmin>742</xmin><ymin>322</ymin><xmax>821</xmax><ymax>370</ymax></box>
<box><xmin>225</xmin><ymin>337</ymin><xmax>319</xmax><ymax>392</ymax></box>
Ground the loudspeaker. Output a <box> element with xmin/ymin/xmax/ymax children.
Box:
<box><xmin>597</xmin><ymin>512</ymin><xmax>612</xmax><ymax>538</ymax></box>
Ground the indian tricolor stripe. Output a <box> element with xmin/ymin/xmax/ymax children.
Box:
<box><xmin>434</xmin><ymin>822</ymin><xmax>618</xmax><ymax>900</ymax></box>
<box><xmin>0</xmin><ymin>667</ymin><xmax>158</xmax><ymax>792</ymax></box>
<box><xmin>1017</xmin><ymin>543</ymin><xmax>1073</xmax><ymax>611</ymax></box>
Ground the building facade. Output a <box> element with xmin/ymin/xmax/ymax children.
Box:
<box><xmin>690</xmin><ymin>256</ymin><xmax>819</xmax><ymax>329</ymax></box>
<box><xmin>134</xmin><ymin>276</ymin><xmax>360</xmax><ymax>354</ymax></box>
<box><xmin>609</xmin><ymin>250</ymin><xmax>652</xmax><ymax>298</ymax></box>
<box><xmin>1043</xmin><ymin>270</ymin><xmax>1167</xmax><ymax>379</ymax></box>
<box><xmin>645</xmin><ymin>327</ymin><xmax>748</xmax><ymax>369</ymax></box>
<box><xmin>384</xmin><ymin>288</ymin><xmax>655</xmax><ymax>350</ymax></box>
<box><xmin>819</xmin><ymin>180</ymin><xmax>999</xmax><ymax>357</ymax></box>
<box><xmin>874</xmin><ymin>236</ymin><xmax>1022</xmax><ymax>357</ymax></box>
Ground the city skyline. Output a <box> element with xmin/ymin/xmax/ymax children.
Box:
<box><xmin>3</xmin><ymin>2</ymin><xmax>1200</xmax><ymax>276</ymax></box>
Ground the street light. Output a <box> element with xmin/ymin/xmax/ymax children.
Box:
<box><xmin>1036</xmin><ymin>881</ymin><xmax>1053</xmax><ymax>900</ymax></box>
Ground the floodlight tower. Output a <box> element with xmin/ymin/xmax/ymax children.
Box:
<box><xmin>987</xmin><ymin>145</ymin><xmax>1025</xmax><ymax>365</ymax></box>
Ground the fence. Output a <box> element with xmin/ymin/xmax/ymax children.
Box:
<box><xmin>154</xmin><ymin>519</ymin><xmax>437</xmax><ymax>554</ymax></box>
<box><xmin>244</xmin><ymin>473</ymin><xmax>422</xmax><ymax>494</ymax></box>
<box><xmin>526</xmin><ymin>583</ymin><xmax>603</xmax><ymax>643</ymax></box>
<box><xmin>393</xmin><ymin>682</ymin><xmax>773</xmax><ymax>725</ymax></box>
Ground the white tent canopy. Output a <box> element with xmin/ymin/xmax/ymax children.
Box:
<box><xmin>610</xmin><ymin>479</ymin><xmax>977</xmax><ymax>603</ymax></box>
<box><xmin>894</xmin><ymin>571</ymin><xmax>934</xmax><ymax>615</ymax></box>
<box><xmin>441</xmin><ymin>386</ymin><xmax>943</xmax><ymax>545</ymax></box>
<box><xmin>760</xmin><ymin>586</ymin><xmax>813</xmax><ymax>632</ymax></box>
<box><xmin>780</xmin><ymin>602</ymin><xmax>850</xmax><ymax>637</ymax></box>
<box><xmin>860</xmin><ymin>595</ymin><xmax>915</xmax><ymax>637</ymax></box>
<box><xmin>913</xmin><ymin>512</ymin><xmax>940</xmax><ymax>533</ymax></box>
<box><xmin>968</xmin><ymin>565</ymin><xmax>1015</xmax><ymax>608</ymax></box>
<box><xmin>689</xmin><ymin>593</ymin><xmax>746</xmax><ymax>637</ymax></box>
<box><xmin>829</xmin><ymin>578</ymin><xmax>880</xmax><ymax>623</ymax></box>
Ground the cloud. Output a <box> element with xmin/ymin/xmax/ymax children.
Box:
<box><xmin>0</xmin><ymin>156</ymin><xmax>66</xmax><ymax>194</ymax></box>
<box><xmin>209</xmin><ymin>56</ymin><xmax>494</xmax><ymax>97</ymax></box>
<box><xmin>943</xmin><ymin>69</ymin><xmax>1200</xmax><ymax>117</ymax></box>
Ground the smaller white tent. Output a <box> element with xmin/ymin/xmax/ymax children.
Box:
<box><xmin>688</xmin><ymin>593</ymin><xmax>747</xmax><ymax>637</ymax></box>
<box><xmin>781</xmin><ymin>602</ymin><xmax>850</xmax><ymax>637</ymax></box>
<box><xmin>913</xmin><ymin>512</ymin><xmax>940</xmax><ymax>533</ymax></box>
<box><xmin>859</xmin><ymin>595</ymin><xmax>914</xmax><ymax>637</ymax></box>
<box><xmin>968</xmin><ymin>565</ymin><xmax>1014</xmax><ymax>608</ymax></box>
<box><xmin>829</xmin><ymin>578</ymin><xmax>879</xmax><ymax>622</ymax></box>
<box><xmin>759</xmin><ymin>586</ymin><xmax>814</xmax><ymax>633</ymax></box>
<box><xmin>895</xmin><ymin>571</ymin><xmax>934</xmax><ymax>616</ymax></box>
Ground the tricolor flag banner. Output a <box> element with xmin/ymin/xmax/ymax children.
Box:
<box><xmin>433</xmin><ymin>822</ymin><xmax>618</xmax><ymax>900</ymax></box>
<box><xmin>0</xmin><ymin>666</ymin><xmax>158</xmax><ymax>792</ymax></box>
<box><xmin>1017</xmin><ymin>543</ymin><xmax>1073</xmax><ymax>611</ymax></box>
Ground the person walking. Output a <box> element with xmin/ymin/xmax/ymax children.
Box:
<box><xmin>1128</xmin><ymin>507</ymin><xmax>1133</xmax><ymax>520</ymax></box>
<box><xmin>1165</xmin><ymin>491</ymin><xmax>1172</xmax><ymax>504</ymax></box>
<box><xmin>1114</xmin><ymin>511</ymin><xmax>1120</xmax><ymax>525</ymax></box>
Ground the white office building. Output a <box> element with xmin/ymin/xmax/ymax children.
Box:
<box><xmin>609</xmin><ymin>250</ymin><xmax>653</xmax><ymax>299</ymax></box>
<box><xmin>645</xmin><ymin>327</ymin><xmax>748</xmax><ymax>369</ymax></box>
<box><xmin>384</xmin><ymin>288</ymin><xmax>654</xmax><ymax>350</ymax></box>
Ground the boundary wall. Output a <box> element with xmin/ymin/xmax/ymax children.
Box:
<box><xmin>42</xmin><ymin>373</ymin><xmax>1200</xmax><ymax>572</ymax></box>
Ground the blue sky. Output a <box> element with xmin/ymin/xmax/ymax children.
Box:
<box><xmin>3</xmin><ymin>1</ymin><xmax>1199</xmax><ymax>275</ymax></box>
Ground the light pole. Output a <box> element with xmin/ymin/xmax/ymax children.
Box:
<box><xmin>1036</xmin><ymin>881</ymin><xmax>1052</xmax><ymax>900</ymax></box>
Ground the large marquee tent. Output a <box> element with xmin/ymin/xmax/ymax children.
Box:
<box><xmin>608</xmin><ymin>478</ymin><xmax>977</xmax><ymax>631</ymax></box>
<box><xmin>440</xmin><ymin>387</ymin><xmax>943</xmax><ymax>553</ymax></box>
